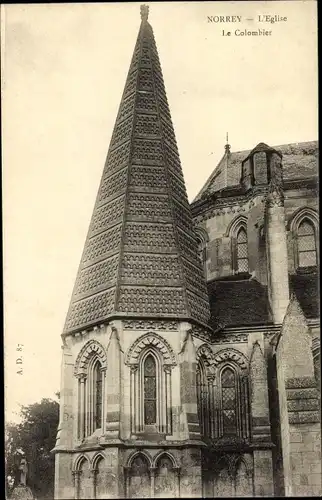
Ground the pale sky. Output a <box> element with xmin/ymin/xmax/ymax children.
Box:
<box><xmin>3</xmin><ymin>1</ymin><xmax>318</xmax><ymax>423</ymax></box>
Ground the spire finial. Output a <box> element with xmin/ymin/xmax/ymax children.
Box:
<box><xmin>140</xmin><ymin>4</ymin><xmax>149</xmax><ymax>22</ymax></box>
<box><xmin>225</xmin><ymin>132</ymin><xmax>231</xmax><ymax>153</ymax></box>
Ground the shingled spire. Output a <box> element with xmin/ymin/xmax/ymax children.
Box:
<box><xmin>63</xmin><ymin>6</ymin><xmax>210</xmax><ymax>335</ymax></box>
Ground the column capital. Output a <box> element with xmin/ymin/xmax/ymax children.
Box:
<box><xmin>266</xmin><ymin>180</ymin><xmax>284</xmax><ymax>208</ymax></box>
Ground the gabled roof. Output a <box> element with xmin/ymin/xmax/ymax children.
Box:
<box><xmin>194</xmin><ymin>140</ymin><xmax>318</xmax><ymax>202</ymax></box>
<box><xmin>63</xmin><ymin>6</ymin><xmax>210</xmax><ymax>335</ymax></box>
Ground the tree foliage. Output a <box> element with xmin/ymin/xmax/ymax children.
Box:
<box><xmin>6</xmin><ymin>398</ymin><xmax>59</xmax><ymax>499</ymax></box>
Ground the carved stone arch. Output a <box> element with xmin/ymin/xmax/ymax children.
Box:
<box><xmin>153</xmin><ymin>451</ymin><xmax>179</xmax><ymax>469</ymax></box>
<box><xmin>213</xmin><ymin>348</ymin><xmax>249</xmax><ymax>372</ymax></box>
<box><xmin>91</xmin><ymin>452</ymin><xmax>105</xmax><ymax>470</ymax></box>
<box><xmin>197</xmin><ymin>343</ymin><xmax>215</xmax><ymax>364</ymax></box>
<box><xmin>225</xmin><ymin>215</ymin><xmax>248</xmax><ymax>237</ymax></box>
<box><xmin>125</xmin><ymin>332</ymin><xmax>176</xmax><ymax>367</ymax></box>
<box><xmin>127</xmin><ymin>450</ymin><xmax>153</xmax><ymax>468</ymax></box>
<box><xmin>234</xmin><ymin>454</ymin><xmax>253</xmax><ymax>476</ymax></box>
<box><xmin>197</xmin><ymin>343</ymin><xmax>216</xmax><ymax>376</ymax></box>
<box><xmin>288</xmin><ymin>206</ymin><xmax>319</xmax><ymax>233</ymax></box>
<box><xmin>226</xmin><ymin>453</ymin><xmax>241</xmax><ymax>477</ymax></box>
<box><xmin>194</xmin><ymin>226</ymin><xmax>209</xmax><ymax>245</ymax></box>
<box><xmin>74</xmin><ymin>339</ymin><xmax>107</xmax><ymax>377</ymax></box>
<box><xmin>73</xmin><ymin>454</ymin><xmax>90</xmax><ymax>472</ymax></box>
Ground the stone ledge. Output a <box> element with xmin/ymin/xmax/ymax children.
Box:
<box><xmin>286</xmin><ymin>377</ymin><xmax>317</xmax><ymax>389</ymax></box>
<box><xmin>288</xmin><ymin>411</ymin><xmax>320</xmax><ymax>424</ymax></box>
<box><xmin>287</xmin><ymin>399</ymin><xmax>320</xmax><ymax>412</ymax></box>
<box><xmin>287</xmin><ymin>388</ymin><xmax>320</xmax><ymax>400</ymax></box>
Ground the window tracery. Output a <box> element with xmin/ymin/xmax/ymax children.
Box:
<box><xmin>236</xmin><ymin>227</ymin><xmax>249</xmax><ymax>273</ymax></box>
<box><xmin>126</xmin><ymin>333</ymin><xmax>175</xmax><ymax>435</ymax></box>
<box><xmin>288</xmin><ymin>208</ymin><xmax>319</xmax><ymax>271</ymax></box>
<box><xmin>297</xmin><ymin>219</ymin><xmax>317</xmax><ymax>268</ymax></box>
<box><xmin>196</xmin><ymin>345</ymin><xmax>250</xmax><ymax>441</ymax></box>
<box><xmin>227</xmin><ymin>217</ymin><xmax>249</xmax><ymax>274</ymax></box>
<box><xmin>74</xmin><ymin>340</ymin><xmax>107</xmax><ymax>440</ymax></box>
<box><xmin>143</xmin><ymin>354</ymin><xmax>157</xmax><ymax>425</ymax></box>
<box><xmin>194</xmin><ymin>227</ymin><xmax>209</xmax><ymax>278</ymax></box>
<box><xmin>221</xmin><ymin>367</ymin><xmax>237</xmax><ymax>436</ymax></box>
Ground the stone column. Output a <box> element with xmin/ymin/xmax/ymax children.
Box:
<box><xmin>104</xmin><ymin>327</ymin><xmax>121</xmax><ymax>439</ymax></box>
<box><xmin>274</xmin><ymin>295</ymin><xmax>321</xmax><ymax>497</ymax></box>
<box><xmin>78</xmin><ymin>376</ymin><xmax>86</xmax><ymax>440</ymax></box>
<box><xmin>150</xmin><ymin>466</ymin><xmax>156</xmax><ymax>498</ymax></box>
<box><xmin>179</xmin><ymin>329</ymin><xmax>203</xmax><ymax>497</ymax></box>
<box><xmin>72</xmin><ymin>471</ymin><xmax>80</xmax><ymax>500</ymax></box>
<box><xmin>54</xmin><ymin>343</ymin><xmax>75</xmax><ymax>499</ymax></box>
<box><xmin>265</xmin><ymin>179</ymin><xmax>289</xmax><ymax>324</ymax></box>
<box><xmin>179</xmin><ymin>448</ymin><xmax>203</xmax><ymax>498</ymax></box>
<box><xmin>249</xmin><ymin>341</ymin><xmax>273</xmax><ymax>444</ymax></box>
<box><xmin>249</xmin><ymin>340</ymin><xmax>274</xmax><ymax>496</ymax></box>
<box><xmin>179</xmin><ymin>329</ymin><xmax>200</xmax><ymax>440</ymax></box>
<box><xmin>91</xmin><ymin>469</ymin><xmax>97</xmax><ymax>500</ymax></box>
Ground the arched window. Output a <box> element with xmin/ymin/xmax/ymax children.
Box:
<box><xmin>297</xmin><ymin>218</ymin><xmax>317</xmax><ymax>268</ymax></box>
<box><xmin>93</xmin><ymin>360</ymin><xmax>103</xmax><ymax>431</ymax></box>
<box><xmin>221</xmin><ymin>367</ymin><xmax>237</xmax><ymax>436</ymax></box>
<box><xmin>75</xmin><ymin>340</ymin><xmax>107</xmax><ymax>441</ymax></box>
<box><xmin>228</xmin><ymin>218</ymin><xmax>249</xmax><ymax>275</ymax></box>
<box><xmin>126</xmin><ymin>333</ymin><xmax>176</xmax><ymax>435</ymax></box>
<box><xmin>289</xmin><ymin>209</ymin><xmax>319</xmax><ymax>271</ymax></box>
<box><xmin>195</xmin><ymin>227</ymin><xmax>209</xmax><ymax>278</ymax></box>
<box><xmin>236</xmin><ymin>227</ymin><xmax>249</xmax><ymax>273</ymax></box>
<box><xmin>144</xmin><ymin>355</ymin><xmax>157</xmax><ymax>425</ymax></box>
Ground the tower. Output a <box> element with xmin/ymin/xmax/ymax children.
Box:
<box><xmin>54</xmin><ymin>5</ymin><xmax>211</xmax><ymax>499</ymax></box>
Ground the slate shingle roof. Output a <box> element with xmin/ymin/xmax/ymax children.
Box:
<box><xmin>207</xmin><ymin>278</ymin><xmax>270</xmax><ymax>330</ymax></box>
<box><xmin>194</xmin><ymin>141</ymin><xmax>318</xmax><ymax>201</ymax></box>
<box><xmin>207</xmin><ymin>271</ymin><xmax>319</xmax><ymax>330</ymax></box>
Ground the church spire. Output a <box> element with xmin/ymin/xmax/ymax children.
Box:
<box><xmin>140</xmin><ymin>4</ymin><xmax>149</xmax><ymax>22</ymax></box>
<box><xmin>63</xmin><ymin>5</ymin><xmax>210</xmax><ymax>335</ymax></box>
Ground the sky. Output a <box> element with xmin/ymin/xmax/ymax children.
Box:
<box><xmin>3</xmin><ymin>1</ymin><xmax>318</xmax><ymax>423</ymax></box>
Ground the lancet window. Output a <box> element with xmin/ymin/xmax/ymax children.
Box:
<box><xmin>195</xmin><ymin>227</ymin><xmax>209</xmax><ymax>278</ymax></box>
<box><xmin>289</xmin><ymin>208</ymin><xmax>319</xmax><ymax>271</ymax></box>
<box><xmin>125</xmin><ymin>333</ymin><xmax>176</xmax><ymax>435</ymax></box>
<box><xmin>297</xmin><ymin>218</ymin><xmax>317</xmax><ymax>268</ymax></box>
<box><xmin>196</xmin><ymin>346</ymin><xmax>250</xmax><ymax>441</ymax></box>
<box><xmin>236</xmin><ymin>227</ymin><xmax>249</xmax><ymax>273</ymax></box>
<box><xmin>228</xmin><ymin>217</ymin><xmax>249</xmax><ymax>275</ymax></box>
<box><xmin>144</xmin><ymin>354</ymin><xmax>157</xmax><ymax>425</ymax></box>
<box><xmin>221</xmin><ymin>367</ymin><xmax>238</xmax><ymax>436</ymax></box>
<box><xmin>74</xmin><ymin>340</ymin><xmax>107</xmax><ymax>440</ymax></box>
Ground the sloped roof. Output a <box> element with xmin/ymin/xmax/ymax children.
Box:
<box><xmin>207</xmin><ymin>278</ymin><xmax>270</xmax><ymax>330</ymax></box>
<box><xmin>194</xmin><ymin>141</ymin><xmax>318</xmax><ymax>202</ymax></box>
<box><xmin>207</xmin><ymin>271</ymin><xmax>319</xmax><ymax>330</ymax></box>
<box><xmin>63</xmin><ymin>8</ymin><xmax>210</xmax><ymax>335</ymax></box>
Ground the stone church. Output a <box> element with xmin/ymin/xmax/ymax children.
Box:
<box><xmin>53</xmin><ymin>6</ymin><xmax>320</xmax><ymax>498</ymax></box>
